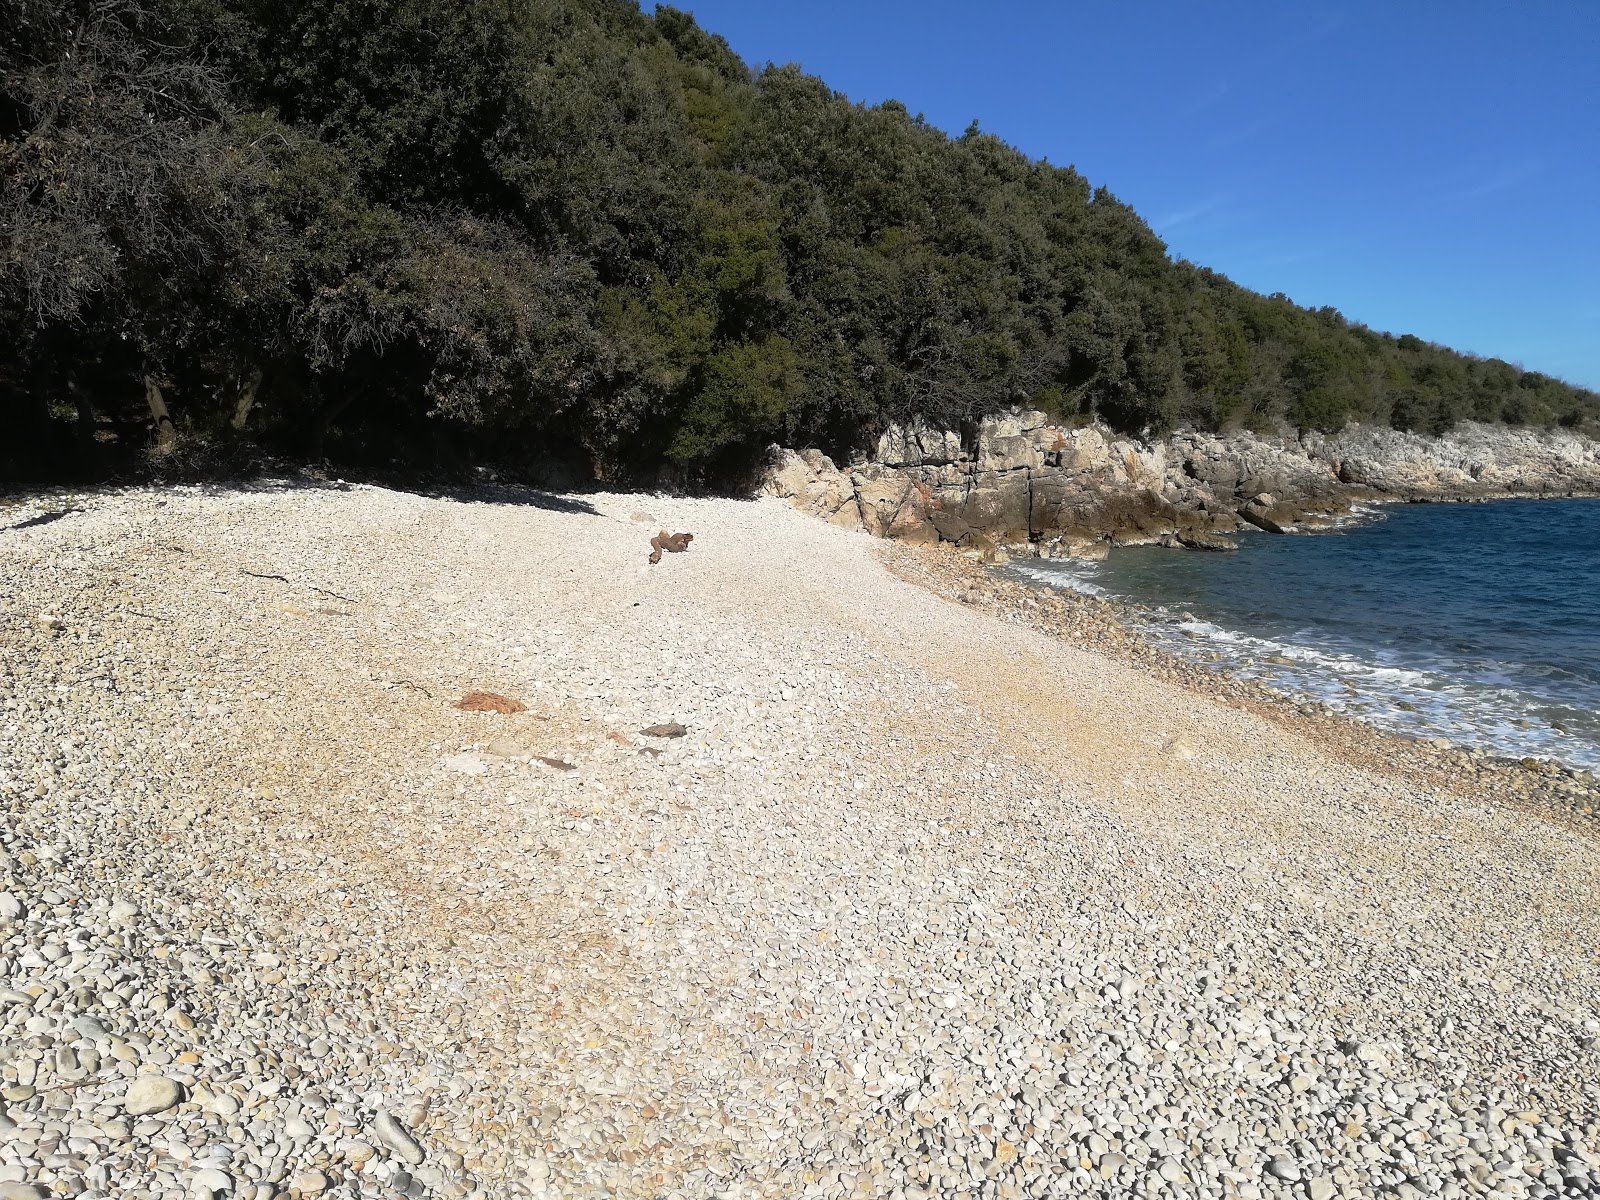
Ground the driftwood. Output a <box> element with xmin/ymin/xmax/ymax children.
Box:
<box><xmin>648</xmin><ymin>530</ymin><xmax>694</xmax><ymax>565</ymax></box>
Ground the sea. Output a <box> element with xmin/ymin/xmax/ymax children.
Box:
<box><xmin>1007</xmin><ymin>498</ymin><xmax>1600</xmax><ymax>771</ymax></box>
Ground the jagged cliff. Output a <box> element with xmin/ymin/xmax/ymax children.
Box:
<box><xmin>763</xmin><ymin>414</ymin><xmax>1600</xmax><ymax>558</ymax></box>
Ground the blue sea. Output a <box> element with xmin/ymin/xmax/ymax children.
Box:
<box><xmin>1009</xmin><ymin>499</ymin><xmax>1600</xmax><ymax>771</ymax></box>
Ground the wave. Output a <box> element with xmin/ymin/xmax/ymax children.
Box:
<box><xmin>1009</xmin><ymin>561</ymin><xmax>1109</xmax><ymax>596</ymax></box>
<box><xmin>1010</xmin><ymin>554</ymin><xmax>1600</xmax><ymax>771</ymax></box>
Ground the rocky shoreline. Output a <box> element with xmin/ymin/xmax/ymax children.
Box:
<box><xmin>763</xmin><ymin>415</ymin><xmax>1600</xmax><ymax>558</ymax></box>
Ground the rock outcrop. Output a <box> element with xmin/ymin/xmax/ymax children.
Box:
<box><xmin>1309</xmin><ymin>422</ymin><xmax>1600</xmax><ymax>500</ymax></box>
<box><xmin>762</xmin><ymin>414</ymin><xmax>1600</xmax><ymax>555</ymax></box>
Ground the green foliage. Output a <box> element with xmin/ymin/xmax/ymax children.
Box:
<box><xmin>668</xmin><ymin>335</ymin><xmax>800</xmax><ymax>463</ymax></box>
<box><xmin>3</xmin><ymin>0</ymin><xmax>1596</xmax><ymax>485</ymax></box>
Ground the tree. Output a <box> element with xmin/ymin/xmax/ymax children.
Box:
<box><xmin>4</xmin><ymin>0</ymin><xmax>1596</xmax><ymax>484</ymax></box>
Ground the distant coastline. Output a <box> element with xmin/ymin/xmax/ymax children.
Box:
<box><xmin>765</xmin><ymin>414</ymin><xmax>1600</xmax><ymax>557</ymax></box>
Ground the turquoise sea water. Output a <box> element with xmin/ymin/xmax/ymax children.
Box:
<box><xmin>1009</xmin><ymin>499</ymin><xmax>1600</xmax><ymax>770</ymax></box>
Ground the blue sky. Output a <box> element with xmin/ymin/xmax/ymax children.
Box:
<box><xmin>659</xmin><ymin>2</ymin><xmax>1600</xmax><ymax>390</ymax></box>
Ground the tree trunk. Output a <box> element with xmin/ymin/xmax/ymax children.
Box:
<box><xmin>69</xmin><ymin>374</ymin><xmax>96</xmax><ymax>460</ymax></box>
<box><xmin>230</xmin><ymin>367</ymin><xmax>263</xmax><ymax>430</ymax></box>
<box><xmin>309</xmin><ymin>392</ymin><xmax>356</xmax><ymax>461</ymax></box>
<box><xmin>144</xmin><ymin>375</ymin><xmax>176</xmax><ymax>452</ymax></box>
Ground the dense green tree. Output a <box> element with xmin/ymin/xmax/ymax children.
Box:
<box><xmin>4</xmin><ymin>0</ymin><xmax>1596</xmax><ymax>484</ymax></box>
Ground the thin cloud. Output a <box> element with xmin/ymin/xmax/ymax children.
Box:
<box><xmin>1204</xmin><ymin>116</ymin><xmax>1280</xmax><ymax>152</ymax></box>
<box><xmin>1448</xmin><ymin>161</ymin><xmax>1543</xmax><ymax>204</ymax></box>
<box><xmin>1155</xmin><ymin>193</ymin><xmax>1232</xmax><ymax>231</ymax></box>
<box><xmin>1262</xmin><ymin>245</ymin><xmax>1330</xmax><ymax>268</ymax></box>
<box><xmin>1208</xmin><ymin>234</ymin><xmax>1345</xmax><ymax>273</ymax></box>
<box><xmin>1265</xmin><ymin>11</ymin><xmax>1348</xmax><ymax>60</ymax></box>
<box><xmin>1181</xmin><ymin>79</ymin><xmax>1232</xmax><ymax>117</ymax></box>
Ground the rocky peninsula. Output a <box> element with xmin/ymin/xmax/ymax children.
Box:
<box><xmin>764</xmin><ymin>415</ymin><xmax>1600</xmax><ymax>558</ymax></box>
<box><xmin>1</xmin><ymin>482</ymin><xmax>1597</xmax><ymax>1200</ymax></box>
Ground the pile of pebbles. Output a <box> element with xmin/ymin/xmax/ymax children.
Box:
<box><xmin>1</xmin><ymin>483</ymin><xmax>1597</xmax><ymax>1200</ymax></box>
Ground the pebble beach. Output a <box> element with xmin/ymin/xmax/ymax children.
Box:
<box><xmin>1</xmin><ymin>481</ymin><xmax>1597</xmax><ymax>1200</ymax></box>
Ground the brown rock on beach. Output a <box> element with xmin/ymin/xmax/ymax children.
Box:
<box><xmin>454</xmin><ymin>690</ymin><xmax>527</xmax><ymax>714</ymax></box>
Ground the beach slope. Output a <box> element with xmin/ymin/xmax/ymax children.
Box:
<box><xmin>1</xmin><ymin>483</ymin><xmax>1596</xmax><ymax>1199</ymax></box>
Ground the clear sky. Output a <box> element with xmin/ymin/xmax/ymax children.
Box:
<box><xmin>657</xmin><ymin>2</ymin><xmax>1600</xmax><ymax>390</ymax></box>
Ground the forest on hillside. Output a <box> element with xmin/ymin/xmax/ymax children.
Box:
<box><xmin>4</xmin><ymin>0</ymin><xmax>1597</xmax><ymax>484</ymax></box>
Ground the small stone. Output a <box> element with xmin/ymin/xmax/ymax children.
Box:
<box><xmin>1267</xmin><ymin>1157</ymin><xmax>1301</xmax><ymax>1182</ymax></box>
<box><xmin>289</xmin><ymin>1169</ymin><xmax>326</xmax><ymax>1195</ymax></box>
<box><xmin>1307</xmin><ymin>1178</ymin><xmax>1336</xmax><ymax>1200</ymax></box>
<box><xmin>69</xmin><ymin>1015</ymin><xmax>107</xmax><ymax>1040</ymax></box>
<box><xmin>0</xmin><ymin>894</ymin><xmax>23</xmax><ymax>921</ymax></box>
<box><xmin>372</xmin><ymin>1110</ymin><xmax>425</xmax><ymax>1165</ymax></box>
<box><xmin>205</xmin><ymin>1093</ymin><xmax>240</xmax><ymax>1118</ymax></box>
<box><xmin>108</xmin><ymin>899</ymin><xmax>140</xmax><ymax>927</ymax></box>
<box><xmin>192</xmin><ymin>1168</ymin><xmax>232</xmax><ymax>1193</ymax></box>
<box><xmin>0</xmin><ymin>1184</ymin><xmax>46</xmax><ymax>1200</ymax></box>
<box><xmin>122</xmin><ymin>1075</ymin><xmax>183</xmax><ymax>1116</ymax></box>
<box><xmin>1163</xmin><ymin>736</ymin><xmax>1198</xmax><ymax>761</ymax></box>
<box><xmin>442</xmin><ymin>754</ymin><xmax>487</xmax><ymax>776</ymax></box>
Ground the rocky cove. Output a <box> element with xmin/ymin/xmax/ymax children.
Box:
<box><xmin>763</xmin><ymin>415</ymin><xmax>1600</xmax><ymax>558</ymax></box>
<box><xmin>3</xmin><ymin>483</ymin><xmax>1600</xmax><ymax>1200</ymax></box>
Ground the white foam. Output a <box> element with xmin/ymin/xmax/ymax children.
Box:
<box><xmin>1009</xmin><ymin>562</ymin><xmax>1108</xmax><ymax>597</ymax></box>
<box><xmin>1144</xmin><ymin>605</ymin><xmax>1598</xmax><ymax>769</ymax></box>
<box><xmin>1004</xmin><ymin>546</ymin><xmax>1600</xmax><ymax>771</ymax></box>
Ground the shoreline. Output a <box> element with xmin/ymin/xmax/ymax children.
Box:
<box><xmin>2</xmin><ymin>482</ymin><xmax>1599</xmax><ymax>1198</ymax></box>
<box><xmin>875</xmin><ymin>539</ymin><xmax>1600</xmax><ymax>835</ymax></box>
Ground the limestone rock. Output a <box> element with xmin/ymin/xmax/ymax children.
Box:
<box><xmin>441</xmin><ymin>753</ymin><xmax>487</xmax><ymax>776</ymax></box>
<box><xmin>1308</xmin><ymin>420</ymin><xmax>1600</xmax><ymax>498</ymax></box>
<box><xmin>963</xmin><ymin>534</ymin><xmax>1008</xmax><ymax>565</ymax></box>
<box><xmin>853</xmin><ymin>468</ymin><xmax>937</xmax><ymax>544</ymax></box>
<box><xmin>952</xmin><ymin>470</ymin><xmax>1031</xmax><ymax>542</ymax></box>
<box><xmin>1058</xmin><ymin>427</ymin><xmax>1111</xmax><ymax>473</ymax></box>
<box><xmin>373</xmin><ymin>1110</ymin><xmax>425</xmax><ymax>1165</ymax></box>
<box><xmin>1176</xmin><ymin>529</ymin><xmax>1238</xmax><ymax>552</ymax></box>
<box><xmin>875</xmin><ymin>419</ymin><xmax>962</xmax><ymax>468</ymax></box>
<box><xmin>975</xmin><ymin>418</ymin><xmax>1042</xmax><ymax>471</ymax></box>
<box><xmin>926</xmin><ymin>509</ymin><xmax>972</xmax><ymax>544</ymax></box>
<box><xmin>761</xmin><ymin>447</ymin><xmax>862</xmax><ymax>530</ymax></box>
<box><xmin>1237</xmin><ymin>500</ymin><xmax>1292</xmax><ymax>535</ymax></box>
<box><xmin>1041</xmin><ymin>535</ymin><xmax>1108</xmax><ymax>561</ymax></box>
<box><xmin>766</xmin><ymin>414</ymin><xmax>1600</xmax><ymax>554</ymax></box>
<box><xmin>122</xmin><ymin>1075</ymin><xmax>182</xmax><ymax>1115</ymax></box>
